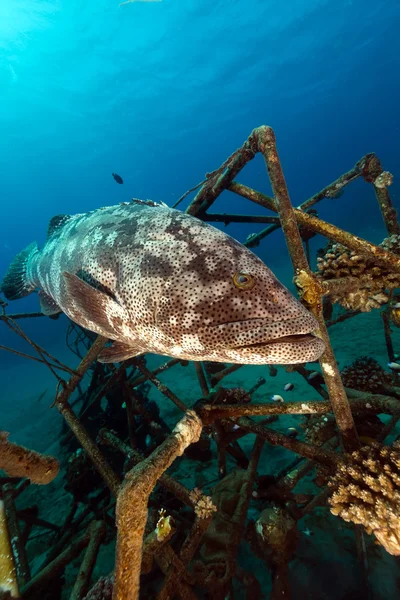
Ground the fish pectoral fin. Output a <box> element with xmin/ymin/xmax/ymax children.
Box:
<box><xmin>98</xmin><ymin>341</ymin><xmax>143</xmax><ymax>364</ymax></box>
<box><xmin>38</xmin><ymin>290</ymin><xmax>62</xmax><ymax>317</ymax></box>
<box><xmin>62</xmin><ymin>271</ymin><xmax>130</xmax><ymax>339</ymax></box>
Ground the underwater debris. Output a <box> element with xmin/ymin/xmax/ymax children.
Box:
<box><xmin>328</xmin><ymin>442</ymin><xmax>400</xmax><ymax>556</ymax></box>
<box><xmin>0</xmin><ymin>431</ymin><xmax>59</xmax><ymax>484</ymax></box>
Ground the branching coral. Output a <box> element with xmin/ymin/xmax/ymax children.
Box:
<box><xmin>316</xmin><ymin>235</ymin><xmax>400</xmax><ymax>311</ymax></box>
<box><xmin>189</xmin><ymin>488</ymin><xmax>217</xmax><ymax>520</ymax></box>
<box><xmin>328</xmin><ymin>442</ymin><xmax>400</xmax><ymax>555</ymax></box>
<box><xmin>0</xmin><ymin>431</ymin><xmax>59</xmax><ymax>484</ymax></box>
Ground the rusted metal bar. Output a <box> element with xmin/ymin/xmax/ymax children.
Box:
<box><xmin>0</xmin><ymin>432</ymin><xmax>59</xmax><ymax>485</ymax></box>
<box><xmin>2</xmin><ymin>485</ymin><xmax>30</xmax><ymax>587</ymax></box>
<box><xmin>57</xmin><ymin>402</ymin><xmax>120</xmax><ymax>496</ymax></box>
<box><xmin>203</xmin><ymin>213</ymin><xmax>280</xmax><ymax>224</ymax></box>
<box><xmin>0</xmin><ymin>312</ymin><xmax>45</xmax><ymax>320</ymax></box>
<box><xmin>185</xmin><ymin>136</ymin><xmax>258</xmax><ymax>216</ymax></box>
<box><xmin>210</xmin><ymin>364</ymin><xmax>243</xmax><ymax>386</ymax></box>
<box><xmin>20</xmin><ymin>528</ymin><xmax>92</xmax><ymax>597</ymax></box>
<box><xmin>135</xmin><ymin>359</ymin><xmax>189</xmax><ymax>412</ymax></box>
<box><xmin>69</xmin><ymin>521</ymin><xmax>106</xmax><ymax>600</ymax></box>
<box><xmin>382</xmin><ymin>310</ymin><xmax>395</xmax><ymax>363</ymax></box>
<box><xmin>229</xmin><ymin>181</ymin><xmax>400</xmax><ymax>273</ymax></box>
<box><xmin>194</xmin><ymin>362</ymin><xmax>210</xmax><ymax>397</ymax></box>
<box><xmin>98</xmin><ymin>428</ymin><xmax>195</xmax><ymax>509</ymax></box>
<box><xmin>0</xmin><ymin>499</ymin><xmax>19</xmax><ymax>598</ymax></box>
<box><xmin>54</xmin><ymin>336</ymin><xmax>121</xmax><ymax>497</ymax></box>
<box><xmin>237</xmin><ymin>418</ymin><xmax>336</xmax><ymax>468</ymax></box>
<box><xmin>299</xmin><ymin>488</ymin><xmax>331</xmax><ymax>517</ymax></box>
<box><xmin>255</xmin><ymin>126</ymin><xmax>359</xmax><ymax>452</ymax></box>
<box><xmin>366</xmin><ymin>154</ymin><xmax>399</xmax><ymax>235</ymax></box>
<box><xmin>130</xmin><ymin>358</ymin><xmax>184</xmax><ymax>388</ymax></box>
<box><xmin>113</xmin><ymin>411</ymin><xmax>202</xmax><ymax>600</ymax></box>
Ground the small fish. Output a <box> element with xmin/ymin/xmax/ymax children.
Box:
<box><xmin>359</xmin><ymin>435</ymin><xmax>377</xmax><ymax>446</ymax></box>
<box><xmin>388</xmin><ymin>362</ymin><xmax>400</xmax><ymax>371</ymax></box>
<box><xmin>271</xmin><ymin>394</ymin><xmax>284</xmax><ymax>403</ymax></box>
<box><xmin>37</xmin><ymin>389</ymin><xmax>48</xmax><ymax>403</ymax></box>
<box><xmin>308</xmin><ymin>371</ymin><xmax>324</xmax><ymax>384</ymax></box>
<box><xmin>1</xmin><ymin>202</ymin><xmax>325</xmax><ymax>365</ymax></box>
<box><xmin>283</xmin><ymin>383</ymin><xmax>294</xmax><ymax>392</ymax></box>
<box><xmin>287</xmin><ymin>427</ymin><xmax>298</xmax><ymax>438</ymax></box>
<box><xmin>112</xmin><ymin>173</ymin><xmax>123</xmax><ymax>184</ymax></box>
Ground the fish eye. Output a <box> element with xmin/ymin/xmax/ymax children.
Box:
<box><xmin>233</xmin><ymin>272</ymin><xmax>255</xmax><ymax>290</ymax></box>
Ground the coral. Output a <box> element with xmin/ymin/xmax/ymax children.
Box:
<box><xmin>155</xmin><ymin>509</ymin><xmax>173</xmax><ymax>542</ymax></box>
<box><xmin>374</xmin><ymin>171</ymin><xmax>393</xmax><ymax>189</ymax></box>
<box><xmin>293</xmin><ymin>269</ymin><xmax>323</xmax><ymax>307</ymax></box>
<box><xmin>0</xmin><ymin>431</ymin><xmax>59</xmax><ymax>485</ymax></box>
<box><xmin>194</xmin><ymin>470</ymin><xmax>249</xmax><ymax>591</ymax></box>
<box><xmin>83</xmin><ymin>575</ymin><xmax>114</xmax><ymax>600</ymax></box>
<box><xmin>189</xmin><ymin>488</ymin><xmax>217</xmax><ymax>519</ymax></box>
<box><xmin>328</xmin><ymin>442</ymin><xmax>400</xmax><ymax>555</ymax></box>
<box><xmin>251</xmin><ymin>504</ymin><xmax>298</xmax><ymax>566</ymax></box>
<box><xmin>212</xmin><ymin>387</ymin><xmax>252</xmax><ymax>405</ymax></box>
<box><xmin>341</xmin><ymin>356</ymin><xmax>393</xmax><ymax>393</ymax></box>
<box><xmin>316</xmin><ymin>235</ymin><xmax>400</xmax><ymax>311</ymax></box>
<box><xmin>301</xmin><ymin>415</ymin><xmax>336</xmax><ymax>447</ymax></box>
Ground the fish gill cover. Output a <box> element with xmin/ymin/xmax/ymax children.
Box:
<box><xmin>0</xmin><ymin>1</ymin><xmax>400</xmax><ymax>599</ymax></box>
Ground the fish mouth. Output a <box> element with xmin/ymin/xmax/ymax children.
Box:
<box><xmin>206</xmin><ymin>317</ymin><xmax>325</xmax><ymax>364</ymax></box>
<box><xmin>233</xmin><ymin>333</ymin><xmax>317</xmax><ymax>349</ymax></box>
<box><xmin>210</xmin><ymin>315</ymin><xmax>319</xmax><ymax>345</ymax></box>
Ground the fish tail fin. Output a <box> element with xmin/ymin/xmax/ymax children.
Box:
<box><xmin>1</xmin><ymin>242</ymin><xmax>39</xmax><ymax>300</ymax></box>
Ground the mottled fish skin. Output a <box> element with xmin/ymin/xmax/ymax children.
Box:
<box><xmin>16</xmin><ymin>201</ymin><xmax>325</xmax><ymax>364</ymax></box>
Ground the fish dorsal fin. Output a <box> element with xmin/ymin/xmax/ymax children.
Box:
<box><xmin>98</xmin><ymin>341</ymin><xmax>143</xmax><ymax>363</ymax></box>
<box><xmin>47</xmin><ymin>214</ymin><xmax>72</xmax><ymax>239</ymax></box>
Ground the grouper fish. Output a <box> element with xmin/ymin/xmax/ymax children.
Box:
<box><xmin>1</xmin><ymin>200</ymin><xmax>325</xmax><ymax>365</ymax></box>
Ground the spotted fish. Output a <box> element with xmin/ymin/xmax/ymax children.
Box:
<box><xmin>0</xmin><ymin>200</ymin><xmax>325</xmax><ymax>364</ymax></box>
